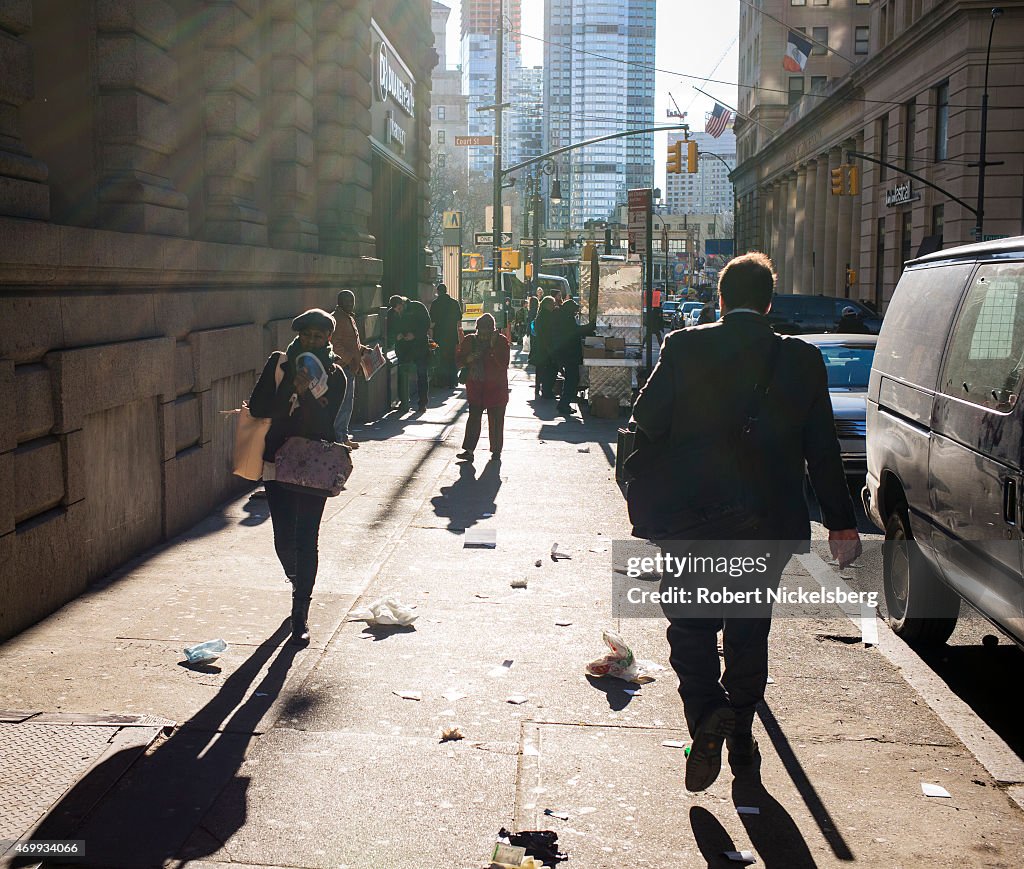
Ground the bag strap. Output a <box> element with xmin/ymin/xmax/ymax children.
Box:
<box><xmin>741</xmin><ymin>336</ymin><xmax>783</xmax><ymax>435</ymax></box>
<box><xmin>273</xmin><ymin>351</ymin><xmax>286</xmax><ymax>389</ymax></box>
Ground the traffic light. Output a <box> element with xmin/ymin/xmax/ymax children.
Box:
<box><xmin>686</xmin><ymin>139</ymin><xmax>698</xmax><ymax>173</ymax></box>
<box><xmin>831</xmin><ymin>166</ymin><xmax>844</xmax><ymax>195</ymax></box>
<box><xmin>831</xmin><ymin>164</ymin><xmax>860</xmax><ymax>196</ymax></box>
<box><xmin>846</xmin><ymin>164</ymin><xmax>859</xmax><ymax>195</ymax></box>
<box><xmin>667</xmin><ymin>140</ymin><xmax>683</xmax><ymax>174</ymax></box>
<box><xmin>465</xmin><ymin>252</ymin><xmax>484</xmax><ymax>270</ymax></box>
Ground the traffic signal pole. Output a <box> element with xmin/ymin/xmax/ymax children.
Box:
<box><xmin>492</xmin><ymin>7</ymin><xmax>504</xmax><ymax>328</ymax></box>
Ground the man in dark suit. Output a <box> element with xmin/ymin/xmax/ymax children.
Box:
<box><xmin>632</xmin><ymin>251</ymin><xmax>861</xmax><ymax>792</ymax></box>
<box><xmin>389</xmin><ymin>294</ymin><xmax>432</xmax><ymax>413</ymax></box>
<box><xmin>430</xmin><ymin>284</ymin><xmax>463</xmax><ymax>390</ymax></box>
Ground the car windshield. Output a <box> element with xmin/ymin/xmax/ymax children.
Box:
<box><xmin>817</xmin><ymin>344</ymin><xmax>875</xmax><ymax>390</ymax></box>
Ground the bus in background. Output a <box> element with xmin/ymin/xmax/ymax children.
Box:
<box><xmin>459</xmin><ymin>258</ymin><xmax>525</xmax><ymax>334</ymax></box>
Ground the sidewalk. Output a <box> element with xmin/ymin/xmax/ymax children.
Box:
<box><xmin>2</xmin><ymin>356</ymin><xmax>1023</xmax><ymax>869</ymax></box>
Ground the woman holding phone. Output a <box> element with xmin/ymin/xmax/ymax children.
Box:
<box><xmin>455</xmin><ymin>313</ymin><xmax>510</xmax><ymax>464</ymax></box>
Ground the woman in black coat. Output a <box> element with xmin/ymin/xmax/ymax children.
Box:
<box><xmin>528</xmin><ymin>295</ymin><xmax>557</xmax><ymax>398</ymax></box>
<box><xmin>248</xmin><ymin>309</ymin><xmax>346</xmax><ymax>645</ymax></box>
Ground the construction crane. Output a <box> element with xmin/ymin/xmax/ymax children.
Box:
<box><xmin>666</xmin><ymin>92</ymin><xmax>687</xmax><ymax>120</ymax></box>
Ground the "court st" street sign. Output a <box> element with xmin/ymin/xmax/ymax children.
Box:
<box><xmin>455</xmin><ymin>135</ymin><xmax>493</xmax><ymax>146</ymax></box>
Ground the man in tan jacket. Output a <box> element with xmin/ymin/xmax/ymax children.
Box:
<box><xmin>332</xmin><ymin>290</ymin><xmax>369</xmax><ymax>448</ymax></box>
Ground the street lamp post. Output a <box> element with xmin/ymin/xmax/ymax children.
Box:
<box><xmin>975</xmin><ymin>7</ymin><xmax>1003</xmax><ymax>241</ymax></box>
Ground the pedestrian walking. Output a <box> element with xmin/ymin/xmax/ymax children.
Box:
<box><xmin>550</xmin><ymin>297</ymin><xmax>595</xmax><ymax>416</ymax></box>
<box><xmin>247</xmin><ymin>308</ymin><xmax>347</xmax><ymax>646</ymax></box>
<box><xmin>430</xmin><ymin>283</ymin><xmax>463</xmax><ymax>389</ymax></box>
<box><xmin>631</xmin><ymin>252</ymin><xmax>862</xmax><ymax>791</ymax></box>
<box><xmin>529</xmin><ymin>295</ymin><xmax>557</xmax><ymax>399</ymax></box>
<box><xmin>455</xmin><ymin>313</ymin><xmax>510</xmax><ymax>463</ymax></box>
<box><xmin>389</xmin><ymin>294</ymin><xmax>431</xmax><ymax>413</ymax></box>
<box><xmin>331</xmin><ymin>290</ymin><xmax>369</xmax><ymax>449</ymax></box>
<box><xmin>695</xmin><ymin>303</ymin><xmax>717</xmax><ymax>325</ymax></box>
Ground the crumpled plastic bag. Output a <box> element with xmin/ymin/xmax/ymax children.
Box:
<box><xmin>585</xmin><ymin>630</ymin><xmax>659</xmax><ymax>683</ymax></box>
<box><xmin>348</xmin><ymin>595</ymin><xmax>418</xmax><ymax>627</ymax></box>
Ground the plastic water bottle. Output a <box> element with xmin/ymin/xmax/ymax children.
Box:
<box><xmin>183</xmin><ymin>638</ymin><xmax>228</xmax><ymax>664</ymax></box>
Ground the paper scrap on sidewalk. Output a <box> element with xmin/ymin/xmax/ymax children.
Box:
<box><xmin>466</xmin><ymin>528</ymin><xmax>497</xmax><ymax>548</ymax></box>
<box><xmin>440</xmin><ymin>726</ymin><xmax>464</xmax><ymax>742</ymax></box>
<box><xmin>661</xmin><ymin>740</ymin><xmax>687</xmax><ymax>749</ymax></box>
<box><xmin>506</xmin><ymin>695</ymin><xmax>529</xmax><ymax>705</ymax></box>
<box><xmin>349</xmin><ymin>596</ymin><xmax>418</xmax><ymax>626</ymax></box>
<box><xmin>724</xmin><ymin>850</ymin><xmax>757</xmax><ymax>863</ymax></box>
<box><xmin>442</xmin><ymin>689</ymin><xmax>467</xmax><ymax>702</ymax></box>
<box><xmin>766</xmin><ymin>676</ymin><xmax>776</xmax><ymax>684</ymax></box>
<box><xmin>737</xmin><ymin>806</ymin><xmax>761</xmax><ymax>815</ymax></box>
<box><xmin>488</xmin><ymin>660</ymin><xmax>514</xmax><ymax>677</ymax></box>
<box><xmin>550</xmin><ymin>543</ymin><xmax>571</xmax><ymax>560</ymax></box>
<box><xmin>921</xmin><ymin>782</ymin><xmax>952</xmax><ymax>798</ymax></box>
<box><xmin>394</xmin><ymin>690</ymin><xmax>422</xmax><ymax>701</ymax></box>
<box><xmin>860</xmin><ymin>602</ymin><xmax>879</xmax><ymax>646</ymax></box>
<box><xmin>543</xmin><ymin>809</ymin><xmax>569</xmax><ymax>820</ymax></box>
<box><xmin>491</xmin><ymin>843</ymin><xmax>527</xmax><ymax>865</ymax></box>
<box><xmin>511</xmin><ymin>578</ymin><xmax>528</xmax><ymax>589</ymax></box>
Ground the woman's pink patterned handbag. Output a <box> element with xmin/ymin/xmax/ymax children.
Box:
<box><xmin>273</xmin><ymin>437</ymin><xmax>352</xmax><ymax>497</ymax></box>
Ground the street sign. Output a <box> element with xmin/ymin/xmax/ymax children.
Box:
<box><xmin>628</xmin><ymin>187</ymin><xmax>651</xmax><ymax>252</ymax></box>
<box><xmin>443</xmin><ymin>210</ymin><xmax>463</xmax><ymax>246</ymax></box>
<box><xmin>520</xmin><ymin>238</ymin><xmax>549</xmax><ymax>248</ymax></box>
<box><xmin>474</xmin><ymin>232</ymin><xmax>512</xmax><ymax>245</ymax></box>
<box><xmin>455</xmin><ymin>135</ymin><xmax>493</xmax><ymax>146</ymax></box>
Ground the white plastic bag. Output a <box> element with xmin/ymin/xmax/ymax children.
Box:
<box><xmin>585</xmin><ymin>630</ymin><xmax>659</xmax><ymax>683</ymax></box>
<box><xmin>348</xmin><ymin>595</ymin><xmax>418</xmax><ymax>627</ymax></box>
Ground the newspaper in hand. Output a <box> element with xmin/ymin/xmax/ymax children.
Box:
<box><xmin>360</xmin><ymin>344</ymin><xmax>386</xmax><ymax>381</ymax></box>
<box><xmin>295</xmin><ymin>352</ymin><xmax>330</xmax><ymax>399</ymax></box>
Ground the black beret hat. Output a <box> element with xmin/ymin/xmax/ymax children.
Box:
<box><xmin>291</xmin><ymin>308</ymin><xmax>336</xmax><ymax>333</ymax></box>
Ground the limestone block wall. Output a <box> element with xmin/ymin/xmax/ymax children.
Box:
<box><xmin>0</xmin><ymin>217</ymin><xmax>385</xmax><ymax>641</ymax></box>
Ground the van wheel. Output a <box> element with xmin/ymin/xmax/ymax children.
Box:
<box><xmin>883</xmin><ymin>509</ymin><xmax>959</xmax><ymax>646</ymax></box>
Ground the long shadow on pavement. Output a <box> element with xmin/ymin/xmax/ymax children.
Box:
<box><xmin>20</xmin><ymin>622</ymin><xmax>302</xmax><ymax>869</ymax></box>
<box><xmin>758</xmin><ymin>700</ymin><xmax>854</xmax><ymax>862</ymax></box>
<box><xmin>732</xmin><ymin>769</ymin><xmax>819</xmax><ymax>868</ymax></box>
<box><xmin>430</xmin><ymin>459</ymin><xmax>502</xmax><ymax>533</ymax></box>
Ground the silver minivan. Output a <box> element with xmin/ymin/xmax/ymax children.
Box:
<box><xmin>863</xmin><ymin>235</ymin><xmax>1024</xmax><ymax>648</ymax></box>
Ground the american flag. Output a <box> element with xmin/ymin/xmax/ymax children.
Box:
<box><xmin>705</xmin><ymin>103</ymin><xmax>732</xmax><ymax>139</ymax></box>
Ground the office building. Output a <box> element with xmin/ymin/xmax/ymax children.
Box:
<box><xmin>544</xmin><ymin>0</ymin><xmax>656</xmax><ymax>229</ymax></box>
<box><xmin>665</xmin><ymin>129</ymin><xmax>736</xmax><ymax>215</ymax></box>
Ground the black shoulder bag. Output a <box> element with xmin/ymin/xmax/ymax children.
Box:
<box><xmin>624</xmin><ymin>337</ymin><xmax>783</xmax><ymax>541</ymax></box>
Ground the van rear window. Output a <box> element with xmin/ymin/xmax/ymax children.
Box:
<box><xmin>874</xmin><ymin>263</ymin><xmax>973</xmax><ymax>388</ymax></box>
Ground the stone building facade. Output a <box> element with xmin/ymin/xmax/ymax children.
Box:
<box><xmin>0</xmin><ymin>0</ymin><xmax>438</xmax><ymax>640</ymax></box>
<box><xmin>733</xmin><ymin>0</ymin><xmax>1024</xmax><ymax>307</ymax></box>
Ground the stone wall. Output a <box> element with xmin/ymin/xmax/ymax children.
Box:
<box><xmin>0</xmin><ymin>0</ymin><xmax>437</xmax><ymax>640</ymax></box>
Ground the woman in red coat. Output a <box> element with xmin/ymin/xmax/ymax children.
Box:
<box><xmin>456</xmin><ymin>313</ymin><xmax>510</xmax><ymax>463</ymax></box>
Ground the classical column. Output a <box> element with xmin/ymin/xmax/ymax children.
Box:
<box><xmin>780</xmin><ymin>173</ymin><xmax>793</xmax><ymax>292</ymax></box>
<box><xmin>768</xmin><ymin>183</ymin><xmax>780</xmax><ymax>262</ymax></box>
<box><xmin>0</xmin><ymin>4</ymin><xmax>49</xmax><ymax>218</ymax></box>
<box><xmin>267</xmin><ymin>0</ymin><xmax>317</xmax><ymax>250</ymax></box>
<box><xmin>314</xmin><ymin>0</ymin><xmax>374</xmax><ymax>257</ymax></box>
<box><xmin>201</xmin><ymin>0</ymin><xmax>268</xmax><ymax>245</ymax></box>
<box><xmin>823</xmin><ymin>148</ymin><xmax>841</xmax><ymax>295</ymax></box>
<box><xmin>792</xmin><ymin>164</ymin><xmax>808</xmax><ymax>294</ymax></box>
<box><xmin>95</xmin><ymin>0</ymin><xmax>189</xmax><ymax>236</ymax></box>
<box><xmin>803</xmin><ymin>159</ymin><xmax>817</xmax><ymax>294</ymax></box>
<box><xmin>813</xmin><ymin>156</ymin><xmax>828</xmax><ymax>296</ymax></box>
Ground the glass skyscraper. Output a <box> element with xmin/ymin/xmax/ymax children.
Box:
<box><xmin>543</xmin><ymin>0</ymin><xmax>655</xmax><ymax>230</ymax></box>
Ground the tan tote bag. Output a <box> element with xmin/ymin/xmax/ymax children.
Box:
<box><xmin>229</xmin><ymin>354</ymin><xmax>285</xmax><ymax>480</ymax></box>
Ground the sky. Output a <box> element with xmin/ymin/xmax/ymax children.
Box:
<box><xmin>435</xmin><ymin>0</ymin><xmax>740</xmax><ymax>185</ymax></box>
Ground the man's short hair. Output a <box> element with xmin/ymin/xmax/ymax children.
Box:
<box><xmin>436</xmin><ymin>283</ymin><xmax>448</xmax><ymax>295</ymax></box>
<box><xmin>388</xmin><ymin>294</ymin><xmax>406</xmax><ymax>309</ymax></box>
<box><xmin>336</xmin><ymin>289</ymin><xmax>355</xmax><ymax>308</ymax></box>
<box><xmin>718</xmin><ymin>252</ymin><xmax>776</xmax><ymax>312</ymax></box>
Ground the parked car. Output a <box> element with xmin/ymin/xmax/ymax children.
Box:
<box><xmin>797</xmin><ymin>334</ymin><xmax>876</xmax><ymax>478</ymax></box>
<box><xmin>768</xmin><ymin>294</ymin><xmax>882</xmax><ymax>335</ymax></box>
<box><xmin>863</xmin><ymin>234</ymin><xmax>1024</xmax><ymax>649</ymax></box>
<box><xmin>679</xmin><ymin>301</ymin><xmax>703</xmax><ymax>325</ymax></box>
<box><xmin>661</xmin><ymin>300</ymin><xmax>679</xmax><ymax>326</ymax></box>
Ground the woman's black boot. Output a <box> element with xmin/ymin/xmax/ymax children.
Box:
<box><xmin>290</xmin><ymin>595</ymin><xmax>311</xmax><ymax>646</ymax></box>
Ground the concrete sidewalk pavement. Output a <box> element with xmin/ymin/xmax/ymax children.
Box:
<box><xmin>1</xmin><ymin>356</ymin><xmax>1023</xmax><ymax>868</ymax></box>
